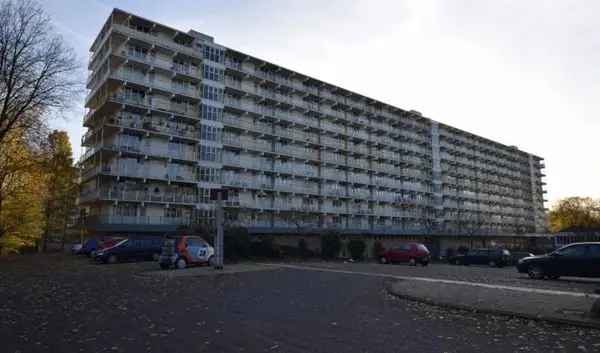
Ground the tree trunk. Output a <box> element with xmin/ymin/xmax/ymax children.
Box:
<box><xmin>61</xmin><ymin>214</ymin><xmax>68</xmax><ymax>251</ymax></box>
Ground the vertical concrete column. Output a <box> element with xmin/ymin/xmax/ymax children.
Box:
<box><xmin>430</xmin><ymin>121</ymin><xmax>444</xmax><ymax>232</ymax></box>
<box><xmin>528</xmin><ymin>154</ymin><xmax>540</xmax><ymax>232</ymax></box>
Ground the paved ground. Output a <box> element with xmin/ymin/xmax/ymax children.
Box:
<box><xmin>279</xmin><ymin>260</ymin><xmax>600</xmax><ymax>294</ymax></box>
<box><xmin>1</xmin><ymin>255</ymin><xmax>600</xmax><ymax>353</ymax></box>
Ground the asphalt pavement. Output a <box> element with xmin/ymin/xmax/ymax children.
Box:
<box><xmin>1</xmin><ymin>254</ymin><xmax>600</xmax><ymax>353</ymax></box>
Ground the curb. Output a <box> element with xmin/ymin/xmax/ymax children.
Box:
<box><xmin>385</xmin><ymin>283</ymin><xmax>600</xmax><ymax>330</ymax></box>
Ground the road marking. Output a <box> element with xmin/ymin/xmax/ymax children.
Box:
<box><xmin>261</xmin><ymin>263</ymin><xmax>600</xmax><ymax>299</ymax></box>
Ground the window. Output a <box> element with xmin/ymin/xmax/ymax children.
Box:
<box><xmin>198</xmin><ymin>188</ymin><xmax>211</xmax><ymax>203</ymax></box>
<box><xmin>202</xmin><ymin>64</ymin><xmax>224</xmax><ymax>82</ymax></box>
<box><xmin>126</xmin><ymin>45</ymin><xmax>148</xmax><ymax>59</ymax></box>
<box><xmin>199</xmin><ymin>168</ymin><xmax>221</xmax><ymax>183</ymax></box>
<box><xmin>114</xmin><ymin>204</ymin><xmax>136</xmax><ymax>217</ymax></box>
<box><xmin>556</xmin><ymin>245</ymin><xmax>586</xmax><ymax>257</ymax></box>
<box><xmin>587</xmin><ymin>245</ymin><xmax>600</xmax><ymax>258</ymax></box>
<box><xmin>396</xmin><ymin>244</ymin><xmax>410</xmax><ymax>252</ymax></box>
<box><xmin>199</xmin><ymin>144</ymin><xmax>221</xmax><ymax>162</ymax></box>
<box><xmin>201</xmin><ymin>104</ymin><xmax>222</xmax><ymax>121</ymax></box>
<box><xmin>202</xmin><ymin>85</ymin><xmax>223</xmax><ymax>102</ymax></box>
<box><xmin>202</xmin><ymin>46</ymin><xmax>224</xmax><ymax>63</ymax></box>
<box><xmin>200</xmin><ymin>124</ymin><xmax>221</xmax><ymax>142</ymax></box>
<box><xmin>165</xmin><ymin>207</ymin><xmax>181</xmax><ymax>218</ymax></box>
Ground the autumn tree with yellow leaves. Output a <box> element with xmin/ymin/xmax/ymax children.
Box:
<box><xmin>0</xmin><ymin>0</ymin><xmax>80</xmax><ymax>254</ymax></box>
<box><xmin>548</xmin><ymin>197</ymin><xmax>600</xmax><ymax>233</ymax></box>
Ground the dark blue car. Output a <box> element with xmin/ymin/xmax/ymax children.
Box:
<box><xmin>95</xmin><ymin>237</ymin><xmax>163</xmax><ymax>264</ymax></box>
<box><xmin>81</xmin><ymin>238</ymin><xmax>100</xmax><ymax>256</ymax></box>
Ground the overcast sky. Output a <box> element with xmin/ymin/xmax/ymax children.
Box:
<box><xmin>42</xmin><ymin>0</ymin><xmax>600</xmax><ymax>206</ymax></box>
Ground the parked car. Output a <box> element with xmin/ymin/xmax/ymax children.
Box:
<box><xmin>81</xmin><ymin>238</ymin><xmax>100</xmax><ymax>257</ymax></box>
<box><xmin>509</xmin><ymin>251</ymin><xmax>535</xmax><ymax>265</ymax></box>
<box><xmin>95</xmin><ymin>237</ymin><xmax>163</xmax><ymax>264</ymax></box>
<box><xmin>159</xmin><ymin>235</ymin><xmax>215</xmax><ymax>270</ymax></box>
<box><xmin>379</xmin><ymin>243</ymin><xmax>430</xmax><ymax>266</ymax></box>
<box><xmin>517</xmin><ymin>242</ymin><xmax>600</xmax><ymax>279</ymax></box>
<box><xmin>454</xmin><ymin>248</ymin><xmax>511</xmax><ymax>267</ymax></box>
<box><xmin>71</xmin><ymin>243</ymin><xmax>83</xmax><ymax>254</ymax></box>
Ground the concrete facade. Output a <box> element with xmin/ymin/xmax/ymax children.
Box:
<box><xmin>79</xmin><ymin>9</ymin><xmax>547</xmax><ymax>240</ymax></box>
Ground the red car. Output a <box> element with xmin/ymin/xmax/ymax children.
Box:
<box><xmin>380</xmin><ymin>243</ymin><xmax>430</xmax><ymax>266</ymax></box>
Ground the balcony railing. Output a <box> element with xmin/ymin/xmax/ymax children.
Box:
<box><xmin>112</xmin><ymin>24</ymin><xmax>199</xmax><ymax>58</ymax></box>
<box><xmin>86</xmin><ymin>214</ymin><xmax>191</xmax><ymax>226</ymax></box>
<box><xmin>81</xmin><ymin>189</ymin><xmax>198</xmax><ymax>204</ymax></box>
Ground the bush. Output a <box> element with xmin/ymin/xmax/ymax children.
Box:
<box><xmin>250</xmin><ymin>236</ymin><xmax>281</xmax><ymax>258</ymax></box>
<box><xmin>347</xmin><ymin>238</ymin><xmax>367</xmax><ymax>260</ymax></box>
<box><xmin>320</xmin><ymin>231</ymin><xmax>342</xmax><ymax>259</ymax></box>
<box><xmin>372</xmin><ymin>241</ymin><xmax>385</xmax><ymax>258</ymax></box>
<box><xmin>223</xmin><ymin>227</ymin><xmax>251</xmax><ymax>260</ymax></box>
<box><xmin>279</xmin><ymin>244</ymin><xmax>315</xmax><ymax>258</ymax></box>
<box><xmin>298</xmin><ymin>238</ymin><xmax>308</xmax><ymax>258</ymax></box>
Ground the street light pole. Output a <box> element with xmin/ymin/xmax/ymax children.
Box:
<box><xmin>214</xmin><ymin>190</ymin><xmax>224</xmax><ymax>270</ymax></box>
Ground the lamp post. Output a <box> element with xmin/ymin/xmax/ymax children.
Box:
<box><xmin>210</xmin><ymin>189</ymin><xmax>228</xmax><ymax>270</ymax></box>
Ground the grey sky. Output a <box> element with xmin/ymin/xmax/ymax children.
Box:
<box><xmin>42</xmin><ymin>0</ymin><xmax>600</xmax><ymax>206</ymax></box>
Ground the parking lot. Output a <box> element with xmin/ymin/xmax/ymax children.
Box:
<box><xmin>1</xmin><ymin>254</ymin><xmax>600</xmax><ymax>353</ymax></box>
<box><xmin>282</xmin><ymin>260</ymin><xmax>600</xmax><ymax>294</ymax></box>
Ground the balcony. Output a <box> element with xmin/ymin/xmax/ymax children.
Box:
<box><xmin>84</xmin><ymin>165</ymin><xmax>197</xmax><ymax>183</ymax></box>
<box><xmin>85</xmin><ymin>214</ymin><xmax>191</xmax><ymax>227</ymax></box>
<box><xmin>112</xmin><ymin>24</ymin><xmax>199</xmax><ymax>58</ymax></box>
<box><xmin>81</xmin><ymin>189</ymin><xmax>199</xmax><ymax>204</ymax></box>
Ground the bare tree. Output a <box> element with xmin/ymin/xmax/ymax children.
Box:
<box><xmin>0</xmin><ymin>0</ymin><xmax>80</xmax><ymax>147</ymax></box>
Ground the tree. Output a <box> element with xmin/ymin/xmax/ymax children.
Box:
<box><xmin>0</xmin><ymin>130</ymin><xmax>45</xmax><ymax>254</ymax></box>
<box><xmin>0</xmin><ymin>0</ymin><xmax>80</xmax><ymax>147</ymax></box>
<box><xmin>40</xmin><ymin>130</ymin><xmax>77</xmax><ymax>251</ymax></box>
<box><xmin>548</xmin><ymin>197</ymin><xmax>600</xmax><ymax>233</ymax></box>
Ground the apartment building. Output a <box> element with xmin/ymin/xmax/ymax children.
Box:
<box><xmin>80</xmin><ymin>9</ymin><xmax>547</xmax><ymax>246</ymax></box>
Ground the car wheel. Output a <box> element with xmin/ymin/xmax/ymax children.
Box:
<box><xmin>107</xmin><ymin>255</ymin><xmax>118</xmax><ymax>264</ymax></box>
<box><xmin>380</xmin><ymin>256</ymin><xmax>388</xmax><ymax>264</ymax></box>
<box><xmin>408</xmin><ymin>258</ymin><xmax>417</xmax><ymax>266</ymax></box>
<box><xmin>421</xmin><ymin>261</ymin><xmax>429</xmax><ymax>267</ymax></box>
<box><xmin>488</xmin><ymin>260</ymin><xmax>496</xmax><ymax>267</ymax></box>
<box><xmin>207</xmin><ymin>255</ymin><xmax>214</xmax><ymax>266</ymax></box>
<box><xmin>528</xmin><ymin>265</ymin><xmax>544</xmax><ymax>279</ymax></box>
<box><xmin>176</xmin><ymin>258</ymin><xmax>187</xmax><ymax>270</ymax></box>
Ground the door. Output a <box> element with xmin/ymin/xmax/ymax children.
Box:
<box><xmin>186</xmin><ymin>238</ymin><xmax>210</xmax><ymax>263</ymax></box>
<box><xmin>395</xmin><ymin>244</ymin><xmax>410</xmax><ymax>263</ymax></box>
<box><xmin>584</xmin><ymin>244</ymin><xmax>600</xmax><ymax>277</ymax></box>
<box><xmin>467</xmin><ymin>249</ymin><xmax>484</xmax><ymax>265</ymax></box>
<box><xmin>551</xmin><ymin>244</ymin><xmax>587</xmax><ymax>276</ymax></box>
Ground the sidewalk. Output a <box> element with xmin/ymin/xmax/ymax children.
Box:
<box><xmin>388</xmin><ymin>279</ymin><xmax>600</xmax><ymax>329</ymax></box>
<box><xmin>138</xmin><ymin>263</ymin><xmax>279</xmax><ymax>278</ymax></box>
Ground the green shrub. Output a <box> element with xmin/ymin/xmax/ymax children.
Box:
<box><xmin>320</xmin><ymin>231</ymin><xmax>342</xmax><ymax>259</ymax></box>
<box><xmin>250</xmin><ymin>236</ymin><xmax>281</xmax><ymax>258</ymax></box>
<box><xmin>298</xmin><ymin>238</ymin><xmax>308</xmax><ymax>258</ymax></box>
<box><xmin>372</xmin><ymin>241</ymin><xmax>385</xmax><ymax>258</ymax></box>
<box><xmin>224</xmin><ymin>227</ymin><xmax>251</xmax><ymax>259</ymax></box>
<box><xmin>347</xmin><ymin>238</ymin><xmax>367</xmax><ymax>260</ymax></box>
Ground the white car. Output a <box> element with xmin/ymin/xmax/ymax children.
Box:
<box><xmin>71</xmin><ymin>243</ymin><xmax>83</xmax><ymax>254</ymax></box>
<box><xmin>158</xmin><ymin>235</ymin><xmax>215</xmax><ymax>269</ymax></box>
